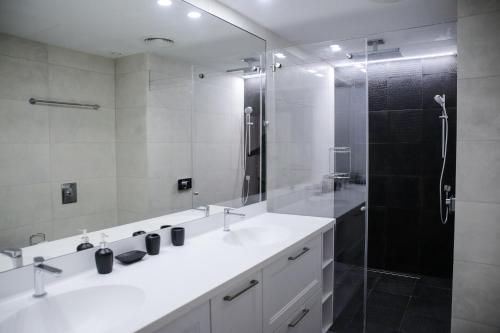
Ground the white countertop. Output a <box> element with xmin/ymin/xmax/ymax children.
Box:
<box><xmin>0</xmin><ymin>212</ymin><xmax>333</xmax><ymax>333</ymax></box>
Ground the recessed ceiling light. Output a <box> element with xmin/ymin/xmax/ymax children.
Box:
<box><xmin>274</xmin><ymin>53</ymin><xmax>286</xmax><ymax>59</ymax></box>
<box><xmin>315</xmin><ymin>73</ymin><xmax>324</xmax><ymax>77</ymax></box>
<box><xmin>157</xmin><ymin>0</ymin><xmax>172</xmax><ymax>6</ymax></box>
<box><xmin>307</xmin><ymin>69</ymin><xmax>317</xmax><ymax>74</ymax></box>
<box><xmin>187</xmin><ymin>11</ymin><xmax>201</xmax><ymax>19</ymax></box>
<box><xmin>330</xmin><ymin>44</ymin><xmax>342</xmax><ymax>52</ymax></box>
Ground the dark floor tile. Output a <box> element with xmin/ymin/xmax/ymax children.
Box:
<box><xmin>418</xmin><ymin>276</ymin><xmax>452</xmax><ymax>289</ymax></box>
<box><xmin>374</xmin><ymin>275</ymin><xmax>417</xmax><ymax>296</ymax></box>
<box><xmin>358</xmin><ymin>304</ymin><xmax>406</xmax><ymax>328</ymax></box>
<box><xmin>368</xmin><ymin>291</ymin><xmax>410</xmax><ymax>309</ymax></box>
<box><xmin>368</xmin><ymin>275</ymin><xmax>382</xmax><ymax>290</ymax></box>
<box><xmin>344</xmin><ymin>321</ymin><xmax>403</xmax><ymax>333</ymax></box>
<box><xmin>400</xmin><ymin>312</ymin><xmax>450</xmax><ymax>333</ymax></box>
<box><xmin>406</xmin><ymin>296</ymin><xmax>452</xmax><ymax>320</ymax></box>
<box><xmin>413</xmin><ymin>283</ymin><xmax>452</xmax><ymax>300</ymax></box>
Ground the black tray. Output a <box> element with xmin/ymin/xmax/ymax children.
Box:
<box><xmin>115</xmin><ymin>250</ymin><xmax>147</xmax><ymax>265</ymax></box>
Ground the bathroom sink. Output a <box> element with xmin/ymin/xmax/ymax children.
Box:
<box><xmin>0</xmin><ymin>285</ymin><xmax>145</xmax><ymax>333</ymax></box>
<box><xmin>223</xmin><ymin>226</ymin><xmax>290</xmax><ymax>247</ymax></box>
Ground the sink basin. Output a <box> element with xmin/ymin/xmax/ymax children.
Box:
<box><xmin>223</xmin><ymin>226</ymin><xmax>290</xmax><ymax>247</ymax></box>
<box><xmin>0</xmin><ymin>285</ymin><xmax>145</xmax><ymax>333</ymax></box>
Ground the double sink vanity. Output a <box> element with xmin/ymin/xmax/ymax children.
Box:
<box><xmin>0</xmin><ymin>207</ymin><xmax>334</xmax><ymax>333</ymax></box>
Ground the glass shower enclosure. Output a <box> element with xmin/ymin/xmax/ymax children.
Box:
<box><xmin>267</xmin><ymin>38</ymin><xmax>368</xmax><ymax>332</ymax></box>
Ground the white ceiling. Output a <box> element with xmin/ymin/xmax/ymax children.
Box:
<box><xmin>216</xmin><ymin>0</ymin><xmax>457</xmax><ymax>45</ymax></box>
<box><xmin>0</xmin><ymin>0</ymin><xmax>265</xmax><ymax>69</ymax></box>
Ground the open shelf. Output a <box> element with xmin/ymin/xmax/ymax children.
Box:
<box><xmin>321</xmin><ymin>227</ymin><xmax>334</xmax><ymax>333</ymax></box>
<box><xmin>322</xmin><ymin>228</ymin><xmax>334</xmax><ymax>263</ymax></box>
<box><xmin>322</xmin><ymin>290</ymin><xmax>333</xmax><ymax>304</ymax></box>
<box><xmin>322</xmin><ymin>258</ymin><xmax>333</xmax><ymax>269</ymax></box>
<box><xmin>321</xmin><ymin>294</ymin><xmax>333</xmax><ymax>333</ymax></box>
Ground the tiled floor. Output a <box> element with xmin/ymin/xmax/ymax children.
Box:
<box><xmin>331</xmin><ymin>271</ymin><xmax>452</xmax><ymax>333</ymax></box>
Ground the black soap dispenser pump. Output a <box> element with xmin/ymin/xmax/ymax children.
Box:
<box><xmin>76</xmin><ymin>229</ymin><xmax>94</xmax><ymax>252</ymax></box>
<box><xmin>95</xmin><ymin>233</ymin><xmax>113</xmax><ymax>274</ymax></box>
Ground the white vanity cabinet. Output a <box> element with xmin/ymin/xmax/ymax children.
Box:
<box><xmin>151</xmin><ymin>302</ymin><xmax>211</xmax><ymax>333</ymax></box>
<box><xmin>274</xmin><ymin>292</ymin><xmax>322</xmax><ymax>333</ymax></box>
<box><xmin>211</xmin><ymin>272</ymin><xmax>263</xmax><ymax>333</ymax></box>
<box><xmin>263</xmin><ymin>235</ymin><xmax>323</xmax><ymax>333</ymax></box>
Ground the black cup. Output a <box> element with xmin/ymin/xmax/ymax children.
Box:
<box><xmin>160</xmin><ymin>225</ymin><xmax>172</xmax><ymax>229</ymax></box>
<box><xmin>133</xmin><ymin>230</ymin><xmax>146</xmax><ymax>237</ymax></box>
<box><xmin>145</xmin><ymin>233</ymin><xmax>161</xmax><ymax>255</ymax></box>
<box><xmin>171</xmin><ymin>227</ymin><xmax>185</xmax><ymax>246</ymax></box>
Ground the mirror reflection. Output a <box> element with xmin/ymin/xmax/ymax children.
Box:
<box><xmin>0</xmin><ymin>0</ymin><xmax>265</xmax><ymax>272</ymax></box>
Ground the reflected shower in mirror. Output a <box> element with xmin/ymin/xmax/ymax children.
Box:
<box><xmin>0</xmin><ymin>0</ymin><xmax>265</xmax><ymax>272</ymax></box>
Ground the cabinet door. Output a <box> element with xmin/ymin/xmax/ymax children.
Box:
<box><xmin>211</xmin><ymin>272</ymin><xmax>263</xmax><ymax>333</ymax></box>
<box><xmin>151</xmin><ymin>302</ymin><xmax>210</xmax><ymax>333</ymax></box>
<box><xmin>274</xmin><ymin>293</ymin><xmax>321</xmax><ymax>333</ymax></box>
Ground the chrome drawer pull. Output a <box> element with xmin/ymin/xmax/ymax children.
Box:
<box><xmin>223</xmin><ymin>280</ymin><xmax>259</xmax><ymax>302</ymax></box>
<box><xmin>288</xmin><ymin>247</ymin><xmax>310</xmax><ymax>261</ymax></box>
<box><xmin>288</xmin><ymin>308</ymin><xmax>310</xmax><ymax>327</ymax></box>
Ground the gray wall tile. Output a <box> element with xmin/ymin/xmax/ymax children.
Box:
<box><xmin>453</xmin><ymin>261</ymin><xmax>500</xmax><ymax>327</ymax></box>
<box><xmin>0</xmin><ymin>99</ymin><xmax>49</xmax><ymax>143</ymax></box>
<box><xmin>456</xmin><ymin>140</ymin><xmax>500</xmax><ymax>203</ymax></box>
<box><xmin>458</xmin><ymin>0</ymin><xmax>500</xmax><ymax>17</ymax></box>
<box><xmin>458</xmin><ymin>76</ymin><xmax>500</xmax><ymax>141</ymax></box>
<box><xmin>455</xmin><ymin>201</ymin><xmax>500</xmax><ymax>266</ymax></box>
<box><xmin>0</xmin><ymin>33</ymin><xmax>47</xmax><ymax>62</ymax></box>
<box><xmin>452</xmin><ymin>318</ymin><xmax>500</xmax><ymax>333</ymax></box>
<box><xmin>458</xmin><ymin>11</ymin><xmax>500</xmax><ymax>79</ymax></box>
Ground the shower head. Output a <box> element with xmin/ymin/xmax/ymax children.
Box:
<box><xmin>244</xmin><ymin>107</ymin><xmax>253</xmax><ymax>114</ymax></box>
<box><xmin>434</xmin><ymin>94</ymin><xmax>446</xmax><ymax>107</ymax></box>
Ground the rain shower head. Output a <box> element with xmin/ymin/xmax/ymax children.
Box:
<box><xmin>434</xmin><ymin>94</ymin><xmax>446</xmax><ymax>107</ymax></box>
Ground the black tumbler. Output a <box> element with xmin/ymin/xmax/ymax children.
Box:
<box><xmin>160</xmin><ymin>225</ymin><xmax>172</xmax><ymax>229</ymax></box>
<box><xmin>145</xmin><ymin>233</ymin><xmax>161</xmax><ymax>255</ymax></box>
<box><xmin>171</xmin><ymin>227</ymin><xmax>185</xmax><ymax>246</ymax></box>
<box><xmin>133</xmin><ymin>230</ymin><xmax>146</xmax><ymax>237</ymax></box>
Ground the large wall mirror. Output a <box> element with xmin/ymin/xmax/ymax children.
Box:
<box><xmin>0</xmin><ymin>0</ymin><xmax>266</xmax><ymax>272</ymax></box>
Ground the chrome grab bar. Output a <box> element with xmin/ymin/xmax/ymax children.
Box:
<box><xmin>29</xmin><ymin>98</ymin><xmax>100</xmax><ymax>110</ymax></box>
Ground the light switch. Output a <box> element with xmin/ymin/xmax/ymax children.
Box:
<box><xmin>61</xmin><ymin>183</ymin><xmax>77</xmax><ymax>204</ymax></box>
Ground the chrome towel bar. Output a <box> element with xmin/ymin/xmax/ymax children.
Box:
<box><xmin>29</xmin><ymin>98</ymin><xmax>100</xmax><ymax>110</ymax></box>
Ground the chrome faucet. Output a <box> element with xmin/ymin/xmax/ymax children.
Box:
<box><xmin>223</xmin><ymin>208</ymin><xmax>245</xmax><ymax>232</ymax></box>
<box><xmin>33</xmin><ymin>257</ymin><xmax>62</xmax><ymax>298</ymax></box>
<box><xmin>194</xmin><ymin>205</ymin><xmax>210</xmax><ymax>217</ymax></box>
<box><xmin>0</xmin><ymin>248</ymin><xmax>22</xmax><ymax>268</ymax></box>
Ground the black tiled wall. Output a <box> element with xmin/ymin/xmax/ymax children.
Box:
<box><xmin>368</xmin><ymin>55</ymin><xmax>456</xmax><ymax>278</ymax></box>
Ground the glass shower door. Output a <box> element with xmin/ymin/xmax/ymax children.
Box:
<box><xmin>267</xmin><ymin>38</ymin><xmax>368</xmax><ymax>332</ymax></box>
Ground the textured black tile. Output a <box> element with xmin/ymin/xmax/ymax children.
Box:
<box><xmin>400</xmin><ymin>312</ymin><xmax>450</xmax><ymax>333</ymax></box>
<box><xmin>370</xmin><ymin>111</ymin><xmax>390</xmax><ymax>142</ymax></box>
<box><xmin>385</xmin><ymin>209</ymin><xmax>420</xmax><ymax>274</ymax></box>
<box><xmin>368</xmin><ymin>275</ymin><xmax>382</xmax><ymax>291</ymax></box>
<box><xmin>387</xmin><ymin>76</ymin><xmax>423</xmax><ymax>110</ymax></box>
<box><xmin>371</xmin><ymin>144</ymin><xmax>421</xmax><ymax>176</ymax></box>
<box><xmin>387</xmin><ymin>59</ymin><xmax>422</xmax><ymax>77</ymax></box>
<box><xmin>422</xmin><ymin>177</ymin><xmax>440</xmax><ymax>210</ymax></box>
<box><xmin>420</xmin><ymin>142</ymin><xmax>443</xmax><ymax>177</ymax></box>
<box><xmin>422</xmin><ymin>73</ymin><xmax>457</xmax><ymax>109</ymax></box>
<box><xmin>406</xmin><ymin>296</ymin><xmax>452</xmax><ymax>320</ymax></box>
<box><xmin>386</xmin><ymin>177</ymin><xmax>420</xmax><ymax>208</ymax></box>
<box><xmin>369</xmin><ymin>79</ymin><xmax>388</xmax><ymax>111</ymax></box>
<box><xmin>422</xmin><ymin>55</ymin><xmax>457</xmax><ymax>75</ymax></box>
<box><xmin>369</xmin><ymin>177</ymin><xmax>387</xmax><ymax>206</ymax></box>
<box><xmin>389</xmin><ymin>110</ymin><xmax>423</xmax><ymax>143</ymax></box>
<box><xmin>422</xmin><ymin>108</ymin><xmax>443</xmax><ymax>143</ymax></box>
<box><xmin>374</xmin><ymin>275</ymin><xmax>417</xmax><ymax>296</ymax></box>
<box><xmin>413</xmin><ymin>283</ymin><xmax>452</xmax><ymax>300</ymax></box>
<box><xmin>368</xmin><ymin>291</ymin><xmax>410</xmax><ymax>309</ymax></box>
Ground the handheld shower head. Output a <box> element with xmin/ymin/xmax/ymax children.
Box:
<box><xmin>434</xmin><ymin>94</ymin><xmax>446</xmax><ymax>107</ymax></box>
<box><xmin>244</xmin><ymin>107</ymin><xmax>253</xmax><ymax>114</ymax></box>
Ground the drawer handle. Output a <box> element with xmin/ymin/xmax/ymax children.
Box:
<box><xmin>288</xmin><ymin>247</ymin><xmax>310</xmax><ymax>261</ymax></box>
<box><xmin>223</xmin><ymin>280</ymin><xmax>259</xmax><ymax>302</ymax></box>
<box><xmin>288</xmin><ymin>308</ymin><xmax>310</xmax><ymax>328</ymax></box>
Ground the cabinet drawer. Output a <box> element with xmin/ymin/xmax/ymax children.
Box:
<box><xmin>211</xmin><ymin>272</ymin><xmax>263</xmax><ymax>333</ymax></box>
<box><xmin>274</xmin><ymin>291</ymin><xmax>322</xmax><ymax>333</ymax></box>
<box><xmin>151</xmin><ymin>302</ymin><xmax>210</xmax><ymax>333</ymax></box>
<box><xmin>263</xmin><ymin>235</ymin><xmax>322</xmax><ymax>332</ymax></box>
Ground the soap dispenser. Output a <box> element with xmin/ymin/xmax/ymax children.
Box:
<box><xmin>95</xmin><ymin>233</ymin><xmax>113</xmax><ymax>274</ymax></box>
<box><xmin>76</xmin><ymin>229</ymin><xmax>94</xmax><ymax>252</ymax></box>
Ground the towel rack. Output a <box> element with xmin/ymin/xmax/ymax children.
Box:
<box><xmin>29</xmin><ymin>98</ymin><xmax>100</xmax><ymax>110</ymax></box>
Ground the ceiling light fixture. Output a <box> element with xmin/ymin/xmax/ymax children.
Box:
<box><xmin>315</xmin><ymin>73</ymin><xmax>324</xmax><ymax>77</ymax></box>
<box><xmin>157</xmin><ymin>0</ymin><xmax>172</xmax><ymax>6</ymax></box>
<box><xmin>307</xmin><ymin>69</ymin><xmax>317</xmax><ymax>74</ymax></box>
<box><xmin>274</xmin><ymin>53</ymin><xmax>286</xmax><ymax>59</ymax></box>
<box><xmin>330</xmin><ymin>44</ymin><xmax>342</xmax><ymax>52</ymax></box>
<box><xmin>187</xmin><ymin>11</ymin><xmax>201</xmax><ymax>19</ymax></box>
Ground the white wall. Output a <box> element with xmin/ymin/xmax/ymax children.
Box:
<box><xmin>0</xmin><ymin>33</ymin><xmax>117</xmax><ymax>247</ymax></box>
<box><xmin>452</xmin><ymin>1</ymin><xmax>500</xmax><ymax>332</ymax></box>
